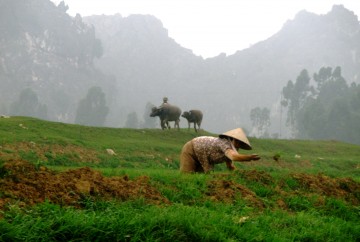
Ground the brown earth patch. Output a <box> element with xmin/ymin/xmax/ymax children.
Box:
<box><xmin>0</xmin><ymin>142</ymin><xmax>100</xmax><ymax>163</ymax></box>
<box><xmin>211</xmin><ymin>170</ymin><xmax>360</xmax><ymax>209</ymax></box>
<box><xmin>290</xmin><ymin>173</ymin><xmax>360</xmax><ymax>205</ymax></box>
<box><xmin>0</xmin><ymin>160</ymin><xmax>170</xmax><ymax>211</ymax></box>
<box><xmin>234</xmin><ymin>169</ymin><xmax>274</xmax><ymax>185</ymax></box>
<box><xmin>206</xmin><ymin>179</ymin><xmax>265</xmax><ymax>209</ymax></box>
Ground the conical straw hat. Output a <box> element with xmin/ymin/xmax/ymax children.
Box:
<box><xmin>219</xmin><ymin>128</ymin><xmax>252</xmax><ymax>150</ymax></box>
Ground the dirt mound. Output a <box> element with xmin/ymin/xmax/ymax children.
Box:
<box><xmin>235</xmin><ymin>169</ymin><xmax>274</xmax><ymax>185</ymax></box>
<box><xmin>209</xmin><ymin>170</ymin><xmax>360</xmax><ymax>208</ymax></box>
<box><xmin>290</xmin><ymin>173</ymin><xmax>360</xmax><ymax>205</ymax></box>
<box><xmin>206</xmin><ymin>179</ymin><xmax>265</xmax><ymax>208</ymax></box>
<box><xmin>0</xmin><ymin>160</ymin><xmax>170</xmax><ymax>210</ymax></box>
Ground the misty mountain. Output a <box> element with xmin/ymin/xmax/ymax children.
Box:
<box><xmin>83</xmin><ymin>13</ymin><xmax>205</xmax><ymax>127</ymax></box>
<box><xmin>84</xmin><ymin>5</ymin><xmax>360</xmax><ymax>133</ymax></box>
<box><xmin>0</xmin><ymin>0</ymin><xmax>116</xmax><ymax>122</ymax></box>
<box><xmin>1</xmin><ymin>1</ymin><xmax>359</xmax><ymax>137</ymax></box>
<box><xmin>227</xmin><ymin>5</ymin><xmax>360</xmax><ymax>99</ymax></box>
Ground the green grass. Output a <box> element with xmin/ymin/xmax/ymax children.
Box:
<box><xmin>0</xmin><ymin>116</ymin><xmax>359</xmax><ymax>241</ymax></box>
<box><xmin>1</xmin><ymin>201</ymin><xmax>359</xmax><ymax>241</ymax></box>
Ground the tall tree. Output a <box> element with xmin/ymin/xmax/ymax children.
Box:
<box><xmin>250</xmin><ymin>107</ymin><xmax>270</xmax><ymax>138</ymax></box>
<box><xmin>141</xmin><ymin>102</ymin><xmax>157</xmax><ymax>128</ymax></box>
<box><xmin>281</xmin><ymin>69</ymin><xmax>313</xmax><ymax>137</ymax></box>
<box><xmin>348</xmin><ymin>83</ymin><xmax>360</xmax><ymax>143</ymax></box>
<box><xmin>283</xmin><ymin>66</ymin><xmax>360</xmax><ymax>144</ymax></box>
<box><xmin>125</xmin><ymin>112</ymin><xmax>139</xmax><ymax>128</ymax></box>
<box><xmin>9</xmin><ymin>88</ymin><xmax>47</xmax><ymax>119</ymax></box>
<box><xmin>313</xmin><ymin>66</ymin><xmax>332</xmax><ymax>92</ymax></box>
<box><xmin>299</xmin><ymin>67</ymin><xmax>352</xmax><ymax>140</ymax></box>
<box><xmin>75</xmin><ymin>86</ymin><xmax>109</xmax><ymax>126</ymax></box>
<box><xmin>316</xmin><ymin>66</ymin><xmax>348</xmax><ymax>104</ymax></box>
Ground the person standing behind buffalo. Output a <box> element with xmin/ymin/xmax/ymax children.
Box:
<box><xmin>180</xmin><ymin>128</ymin><xmax>260</xmax><ymax>173</ymax></box>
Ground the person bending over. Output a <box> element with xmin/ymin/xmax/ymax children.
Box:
<box><xmin>180</xmin><ymin>128</ymin><xmax>260</xmax><ymax>173</ymax></box>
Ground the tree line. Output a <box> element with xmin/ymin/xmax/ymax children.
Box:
<box><xmin>5</xmin><ymin>86</ymin><xmax>157</xmax><ymax>129</ymax></box>
<box><xmin>6</xmin><ymin>65</ymin><xmax>360</xmax><ymax>145</ymax></box>
<box><xmin>281</xmin><ymin>66</ymin><xmax>360</xmax><ymax>145</ymax></box>
<box><xmin>247</xmin><ymin>66</ymin><xmax>360</xmax><ymax>145</ymax></box>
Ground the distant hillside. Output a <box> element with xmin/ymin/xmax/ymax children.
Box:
<box><xmin>0</xmin><ymin>0</ymin><xmax>116</xmax><ymax>122</ymax></box>
<box><xmin>83</xmin><ymin>14</ymin><xmax>205</xmax><ymax>127</ymax></box>
<box><xmin>227</xmin><ymin>5</ymin><xmax>360</xmax><ymax>100</ymax></box>
<box><xmin>84</xmin><ymin>5</ymin><xmax>360</xmax><ymax>133</ymax></box>
<box><xmin>1</xmin><ymin>1</ymin><xmax>359</xmax><ymax>138</ymax></box>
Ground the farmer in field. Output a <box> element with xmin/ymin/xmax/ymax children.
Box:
<box><xmin>180</xmin><ymin>128</ymin><xmax>260</xmax><ymax>173</ymax></box>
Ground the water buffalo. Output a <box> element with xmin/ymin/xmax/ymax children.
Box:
<box><xmin>150</xmin><ymin>104</ymin><xmax>181</xmax><ymax>130</ymax></box>
<box><xmin>181</xmin><ymin>110</ymin><xmax>203</xmax><ymax>132</ymax></box>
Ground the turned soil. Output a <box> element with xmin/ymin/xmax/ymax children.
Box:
<box><xmin>0</xmin><ymin>159</ymin><xmax>171</xmax><ymax>211</ymax></box>
<box><xmin>0</xmin><ymin>142</ymin><xmax>359</xmax><ymax>212</ymax></box>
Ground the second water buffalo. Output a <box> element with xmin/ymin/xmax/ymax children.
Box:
<box><xmin>150</xmin><ymin>104</ymin><xmax>181</xmax><ymax>130</ymax></box>
<box><xmin>181</xmin><ymin>110</ymin><xmax>203</xmax><ymax>132</ymax></box>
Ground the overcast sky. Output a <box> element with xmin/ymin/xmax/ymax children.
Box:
<box><xmin>51</xmin><ymin>0</ymin><xmax>360</xmax><ymax>58</ymax></box>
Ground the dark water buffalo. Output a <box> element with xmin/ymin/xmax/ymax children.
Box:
<box><xmin>181</xmin><ymin>110</ymin><xmax>203</xmax><ymax>132</ymax></box>
<box><xmin>150</xmin><ymin>104</ymin><xmax>181</xmax><ymax>130</ymax></box>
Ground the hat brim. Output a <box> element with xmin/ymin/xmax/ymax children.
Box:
<box><xmin>219</xmin><ymin>134</ymin><xmax>252</xmax><ymax>150</ymax></box>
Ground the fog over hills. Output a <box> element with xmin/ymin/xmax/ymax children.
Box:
<box><xmin>84</xmin><ymin>4</ymin><xmax>360</xmax><ymax>134</ymax></box>
<box><xmin>1</xmin><ymin>1</ymin><xmax>359</xmax><ymax>138</ymax></box>
<box><xmin>0</xmin><ymin>0</ymin><xmax>116</xmax><ymax>122</ymax></box>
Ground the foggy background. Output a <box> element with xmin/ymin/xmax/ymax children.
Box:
<box><xmin>1</xmin><ymin>0</ymin><xmax>360</xmax><ymax>145</ymax></box>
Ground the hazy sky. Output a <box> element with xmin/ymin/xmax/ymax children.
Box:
<box><xmin>51</xmin><ymin>0</ymin><xmax>360</xmax><ymax>58</ymax></box>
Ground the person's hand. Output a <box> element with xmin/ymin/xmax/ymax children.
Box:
<box><xmin>250</xmin><ymin>154</ymin><xmax>260</xmax><ymax>161</ymax></box>
<box><xmin>229</xmin><ymin>164</ymin><xmax>237</xmax><ymax>171</ymax></box>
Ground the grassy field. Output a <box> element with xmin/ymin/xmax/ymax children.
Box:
<box><xmin>0</xmin><ymin>116</ymin><xmax>359</xmax><ymax>241</ymax></box>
